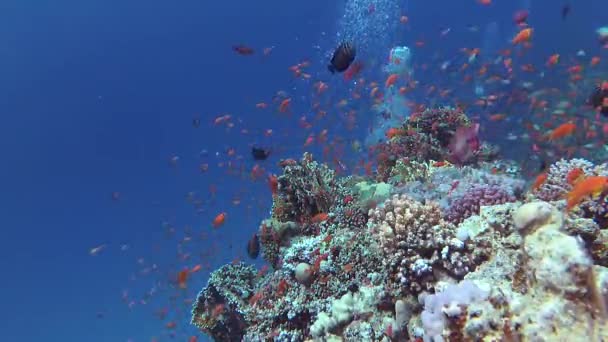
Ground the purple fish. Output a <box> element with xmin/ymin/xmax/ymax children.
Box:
<box><xmin>448</xmin><ymin>123</ymin><xmax>480</xmax><ymax>164</ymax></box>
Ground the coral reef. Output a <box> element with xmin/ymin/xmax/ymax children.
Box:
<box><xmin>191</xmin><ymin>263</ymin><xmax>257</xmax><ymax>341</ymax></box>
<box><xmin>406</xmin><ymin>107</ymin><xmax>471</xmax><ymax>147</ymax></box>
<box><xmin>192</xmin><ymin>154</ymin><xmax>608</xmax><ymax>341</ymax></box>
<box><xmin>414</xmin><ymin>201</ymin><xmax>608</xmax><ymax>341</ymax></box>
<box><xmin>370</xmin><ymin>106</ymin><xmax>501</xmax><ymax>182</ymax></box>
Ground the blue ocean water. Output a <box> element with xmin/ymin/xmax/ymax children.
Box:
<box><xmin>0</xmin><ymin>0</ymin><xmax>605</xmax><ymax>341</ymax></box>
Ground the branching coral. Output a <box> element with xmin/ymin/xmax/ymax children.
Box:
<box><xmin>368</xmin><ymin>194</ymin><xmax>481</xmax><ymax>294</ymax></box>
<box><xmin>445</xmin><ymin>184</ymin><xmax>517</xmax><ymax>224</ymax></box>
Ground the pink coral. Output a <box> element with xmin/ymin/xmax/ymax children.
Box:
<box><xmin>445</xmin><ymin>184</ymin><xmax>516</xmax><ymax>224</ymax></box>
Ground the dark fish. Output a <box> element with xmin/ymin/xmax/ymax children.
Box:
<box><xmin>561</xmin><ymin>4</ymin><xmax>570</xmax><ymax>20</ymax></box>
<box><xmin>328</xmin><ymin>42</ymin><xmax>356</xmax><ymax>74</ymax></box>
<box><xmin>246</xmin><ymin>233</ymin><xmax>259</xmax><ymax>259</ymax></box>
<box><xmin>513</xmin><ymin>10</ymin><xmax>528</xmax><ymax>25</ymax></box>
<box><xmin>539</xmin><ymin>159</ymin><xmax>547</xmax><ymax>172</ymax></box>
<box><xmin>251</xmin><ymin>147</ymin><xmax>271</xmax><ymax>160</ymax></box>
<box><xmin>588</xmin><ymin>83</ymin><xmax>608</xmax><ymax>116</ymax></box>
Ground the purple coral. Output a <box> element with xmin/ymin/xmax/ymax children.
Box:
<box><xmin>445</xmin><ymin>184</ymin><xmax>516</xmax><ymax>224</ymax></box>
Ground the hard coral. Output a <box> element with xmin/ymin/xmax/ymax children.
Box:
<box><xmin>407</xmin><ymin>106</ymin><xmax>470</xmax><ymax>147</ymax></box>
<box><xmin>369</xmin><ymin>194</ymin><xmax>479</xmax><ymax>294</ymax></box>
<box><xmin>191</xmin><ymin>263</ymin><xmax>257</xmax><ymax>341</ymax></box>
<box><xmin>531</xmin><ymin>158</ymin><xmax>596</xmax><ymax>202</ymax></box>
<box><xmin>258</xmin><ymin>218</ymin><xmax>299</xmax><ymax>266</ymax></box>
<box><xmin>445</xmin><ymin>184</ymin><xmax>517</xmax><ymax>224</ymax></box>
<box><xmin>408</xmin><ymin>201</ymin><xmax>608</xmax><ymax>341</ymax></box>
<box><xmin>370</xmin><ymin>106</ymin><xmax>496</xmax><ymax>182</ymax></box>
<box><xmin>272</xmin><ymin>152</ymin><xmax>339</xmax><ymax>224</ymax></box>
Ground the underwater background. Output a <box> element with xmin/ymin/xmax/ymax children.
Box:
<box><xmin>2</xmin><ymin>0</ymin><xmax>608</xmax><ymax>341</ymax></box>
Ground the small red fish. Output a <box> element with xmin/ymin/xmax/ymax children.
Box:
<box><xmin>433</xmin><ymin>161</ymin><xmax>450</xmax><ymax>167</ymax></box>
<box><xmin>532</xmin><ymin>173</ymin><xmax>547</xmax><ymax>191</ymax></box>
<box><xmin>546</xmin><ymin>54</ymin><xmax>559</xmax><ymax>66</ymax></box>
<box><xmin>385</xmin><ymin>127</ymin><xmax>405</xmax><ymax>139</ymax></box>
<box><xmin>566</xmin><ymin>168</ymin><xmax>585</xmax><ymax>186</ymax></box>
<box><xmin>279</xmin><ymin>98</ymin><xmax>291</xmax><ymax>113</ymax></box>
<box><xmin>212</xmin><ymin>212</ymin><xmax>227</xmax><ymax>228</ymax></box>
<box><xmin>268</xmin><ymin>174</ymin><xmax>278</xmax><ymax>195</ymax></box>
<box><xmin>512</xmin><ymin>28</ymin><xmax>532</xmax><ymax>44</ymax></box>
<box><xmin>385</xmin><ymin>74</ymin><xmax>398</xmax><ymax>88</ymax></box>
<box><xmin>177</xmin><ymin>269</ymin><xmax>188</xmax><ymax>289</ymax></box>
<box><xmin>232</xmin><ymin>45</ymin><xmax>254</xmax><ymax>55</ymax></box>
<box><xmin>311</xmin><ymin>213</ymin><xmax>329</xmax><ymax>223</ymax></box>
<box><xmin>344</xmin><ymin>61</ymin><xmax>364</xmax><ymax>81</ymax></box>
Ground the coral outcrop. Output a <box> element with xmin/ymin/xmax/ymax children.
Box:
<box><xmin>191</xmin><ymin>127</ymin><xmax>608</xmax><ymax>341</ymax></box>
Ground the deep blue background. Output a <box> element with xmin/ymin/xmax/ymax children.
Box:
<box><xmin>0</xmin><ymin>0</ymin><xmax>605</xmax><ymax>341</ymax></box>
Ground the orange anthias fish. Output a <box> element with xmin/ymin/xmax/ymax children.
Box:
<box><xmin>311</xmin><ymin>212</ymin><xmax>329</xmax><ymax>223</ymax></box>
<box><xmin>385</xmin><ymin>127</ymin><xmax>405</xmax><ymax>139</ymax></box>
<box><xmin>177</xmin><ymin>269</ymin><xmax>188</xmax><ymax>289</ymax></box>
<box><xmin>279</xmin><ymin>98</ymin><xmax>291</xmax><ymax>113</ymax></box>
<box><xmin>546</xmin><ymin>54</ymin><xmax>559</xmax><ymax>66</ymax></box>
<box><xmin>566</xmin><ymin>168</ymin><xmax>585</xmax><ymax>186</ymax></box>
<box><xmin>212</xmin><ymin>212</ymin><xmax>227</xmax><ymax>228</ymax></box>
<box><xmin>548</xmin><ymin>122</ymin><xmax>576</xmax><ymax>141</ymax></box>
<box><xmin>512</xmin><ymin>28</ymin><xmax>532</xmax><ymax>44</ymax></box>
<box><xmin>489</xmin><ymin>113</ymin><xmax>506</xmax><ymax>121</ymax></box>
<box><xmin>385</xmin><ymin>74</ymin><xmax>398</xmax><ymax>88</ymax></box>
<box><xmin>268</xmin><ymin>174</ymin><xmax>278</xmax><ymax>195</ymax></box>
<box><xmin>532</xmin><ymin>172</ymin><xmax>548</xmax><ymax>191</ymax></box>
<box><xmin>566</xmin><ymin>176</ymin><xmax>608</xmax><ymax>211</ymax></box>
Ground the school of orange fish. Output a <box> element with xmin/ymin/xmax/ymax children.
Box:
<box><xmin>92</xmin><ymin>2</ymin><xmax>608</xmax><ymax>341</ymax></box>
